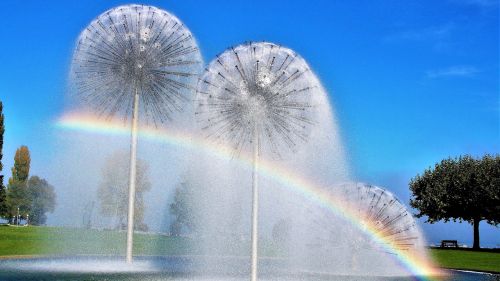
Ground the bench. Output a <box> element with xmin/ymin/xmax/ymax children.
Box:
<box><xmin>440</xmin><ymin>240</ymin><xmax>458</xmax><ymax>248</ymax></box>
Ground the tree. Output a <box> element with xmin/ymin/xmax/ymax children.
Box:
<box><xmin>26</xmin><ymin>176</ymin><xmax>56</xmax><ymax>225</ymax></box>
<box><xmin>10</xmin><ymin>146</ymin><xmax>30</xmax><ymax>182</ymax></box>
<box><xmin>6</xmin><ymin>146</ymin><xmax>31</xmax><ymax>223</ymax></box>
<box><xmin>0</xmin><ymin>101</ymin><xmax>7</xmax><ymax>218</ymax></box>
<box><xmin>409</xmin><ymin>154</ymin><xmax>500</xmax><ymax>249</ymax></box>
<box><xmin>169</xmin><ymin>180</ymin><xmax>199</xmax><ymax>235</ymax></box>
<box><xmin>169</xmin><ymin>176</ymin><xmax>243</xmax><ymax>241</ymax></box>
<box><xmin>98</xmin><ymin>152</ymin><xmax>151</xmax><ymax>231</ymax></box>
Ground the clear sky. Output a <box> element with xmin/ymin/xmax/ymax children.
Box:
<box><xmin>0</xmin><ymin>0</ymin><xmax>498</xmax><ymax>246</ymax></box>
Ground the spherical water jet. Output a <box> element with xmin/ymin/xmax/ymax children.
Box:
<box><xmin>337</xmin><ymin>183</ymin><xmax>423</xmax><ymax>253</ymax></box>
<box><xmin>196</xmin><ymin>42</ymin><xmax>316</xmax><ymax>156</ymax></box>
<box><xmin>295</xmin><ymin>182</ymin><xmax>429</xmax><ymax>276</ymax></box>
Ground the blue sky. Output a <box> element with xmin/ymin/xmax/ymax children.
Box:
<box><xmin>0</xmin><ymin>0</ymin><xmax>498</xmax><ymax>246</ymax></box>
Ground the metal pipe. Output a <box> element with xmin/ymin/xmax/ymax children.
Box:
<box><xmin>250</xmin><ymin>128</ymin><xmax>259</xmax><ymax>281</ymax></box>
<box><xmin>126</xmin><ymin>88</ymin><xmax>139</xmax><ymax>263</ymax></box>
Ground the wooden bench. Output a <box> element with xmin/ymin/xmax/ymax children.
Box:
<box><xmin>440</xmin><ymin>240</ymin><xmax>458</xmax><ymax>248</ymax></box>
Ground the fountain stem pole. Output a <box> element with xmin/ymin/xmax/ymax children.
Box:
<box><xmin>250</xmin><ymin>127</ymin><xmax>259</xmax><ymax>281</ymax></box>
<box><xmin>126</xmin><ymin>87</ymin><xmax>139</xmax><ymax>264</ymax></box>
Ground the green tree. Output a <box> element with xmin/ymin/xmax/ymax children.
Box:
<box><xmin>27</xmin><ymin>176</ymin><xmax>56</xmax><ymax>225</ymax></box>
<box><xmin>0</xmin><ymin>101</ymin><xmax>7</xmax><ymax>218</ymax></box>
<box><xmin>169</xmin><ymin>179</ymin><xmax>199</xmax><ymax>235</ymax></box>
<box><xmin>6</xmin><ymin>146</ymin><xmax>31</xmax><ymax>223</ymax></box>
<box><xmin>409</xmin><ymin>154</ymin><xmax>500</xmax><ymax>249</ymax></box>
<box><xmin>10</xmin><ymin>146</ymin><xmax>30</xmax><ymax>182</ymax></box>
<box><xmin>98</xmin><ymin>151</ymin><xmax>151</xmax><ymax>231</ymax></box>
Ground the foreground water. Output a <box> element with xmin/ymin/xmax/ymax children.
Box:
<box><xmin>0</xmin><ymin>256</ymin><xmax>498</xmax><ymax>281</ymax></box>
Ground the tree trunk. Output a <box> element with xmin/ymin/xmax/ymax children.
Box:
<box><xmin>472</xmin><ymin>218</ymin><xmax>480</xmax><ymax>249</ymax></box>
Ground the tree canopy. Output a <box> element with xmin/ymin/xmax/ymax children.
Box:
<box><xmin>10</xmin><ymin>145</ymin><xmax>30</xmax><ymax>183</ymax></box>
<box><xmin>27</xmin><ymin>176</ymin><xmax>56</xmax><ymax>225</ymax></box>
<box><xmin>169</xmin><ymin>175</ymin><xmax>244</xmax><ymax>244</ymax></box>
<box><xmin>169</xmin><ymin>179</ymin><xmax>200</xmax><ymax>235</ymax></box>
<box><xmin>409</xmin><ymin>154</ymin><xmax>499</xmax><ymax>249</ymax></box>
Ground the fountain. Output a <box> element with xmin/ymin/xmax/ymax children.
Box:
<box><xmin>294</xmin><ymin>182</ymin><xmax>428</xmax><ymax>276</ymax></box>
<box><xmin>195</xmin><ymin>41</ymin><xmax>316</xmax><ymax>281</ymax></box>
<box><xmin>0</xmin><ymin>3</ymin><xmax>494</xmax><ymax>281</ymax></box>
<box><xmin>70</xmin><ymin>4</ymin><xmax>202</xmax><ymax>263</ymax></box>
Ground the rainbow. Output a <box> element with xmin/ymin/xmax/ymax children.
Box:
<box><xmin>56</xmin><ymin>111</ymin><xmax>443</xmax><ymax>280</ymax></box>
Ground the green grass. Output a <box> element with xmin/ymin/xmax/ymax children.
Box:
<box><xmin>1</xmin><ymin>226</ymin><xmax>499</xmax><ymax>274</ymax></box>
<box><xmin>0</xmin><ymin>225</ymin><xmax>279</xmax><ymax>257</ymax></box>
<box><xmin>429</xmin><ymin>248</ymin><xmax>500</xmax><ymax>273</ymax></box>
<box><xmin>0</xmin><ymin>225</ymin><xmax>195</xmax><ymax>257</ymax></box>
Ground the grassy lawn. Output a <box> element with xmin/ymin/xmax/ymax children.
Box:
<box><xmin>429</xmin><ymin>248</ymin><xmax>500</xmax><ymax>273</ymax></box>
<box><xmin>0</xmin><ymin>225</ymin><xmax>195</xmax><ymax>257</ymax></box>
<box><xmin>0</xmin><ymin>225</ymin><xmax>278</xmax><ymax>257</ymax></box>
<box><xmin>1</xmin><ymin>226</ymin><xmax>499</xmax><ymax>274</ymax></box>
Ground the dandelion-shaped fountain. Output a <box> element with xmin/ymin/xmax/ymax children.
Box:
<box><xmin>299</xmin><ymin>182</ymin><xmax>427</xmax><ymax>275</ymax></box>
<box><xmin>196</xmin><ymin>42</ymin><xmax>318</xmax><ymax>281</ymax></box>
<box><xmin>338</xmin><ymin>183</ymin><xmax>423</xmax><ymax>253</ymax></box>
<box><xmin>71</xmin><ymin>4</ymin><xmax>202</xmax><ymax>263</ymax></box>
